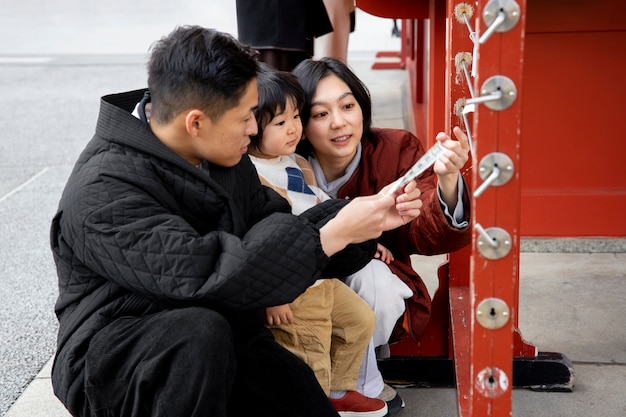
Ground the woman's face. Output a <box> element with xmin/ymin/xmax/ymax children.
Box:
<box><xmin>304</xmin><ymin>74</ymin><xmax>363</xmax><ymax>171</ymax></box>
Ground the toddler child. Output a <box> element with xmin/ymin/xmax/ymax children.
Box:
<box><xmin>248</xmin><ymin>65</ymin><xmax>389</xmax><ymax>417</ymax></box>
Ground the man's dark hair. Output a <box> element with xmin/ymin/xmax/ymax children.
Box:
<box><xmin>147</xmin><ymin>26</ymin><xmax>259</xmax><ymax>124</ymax></box>
<box><xmin>292</xmin><ymin>57</ymin><xmax>372</xmax><ymax>138</ymax></box>
<box><xmin>250</xmin><ymin>64</ymin><xmax>305</xmax><ymax>152</ymax></box>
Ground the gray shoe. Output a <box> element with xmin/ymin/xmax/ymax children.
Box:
<box><xmin>377</xmin><ymin>384</ymin><xmax>405</xmax><ymax>416</ymax></box>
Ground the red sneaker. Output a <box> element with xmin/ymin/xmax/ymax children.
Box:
<box><xmin>329</xmin><ymin>390</ymin><xmax>388</xmax><ymax>417</ymax></box>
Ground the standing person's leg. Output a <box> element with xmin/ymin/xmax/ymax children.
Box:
<box><xmin>84</xmin><ymin>307</ymin><xmax>235</xmax><ymax>417</ymax></box>
<box><xmin>314</xmin><ymin>0</ymin><xmax>355</xmax><ymax>63</ymax></box>
<box><xmin>257</xmin><ymin>49</ymin><xmax>313</xmax><ymax>72</ymax></box>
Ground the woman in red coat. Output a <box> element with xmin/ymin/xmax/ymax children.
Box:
<box><xmin>293</xmin><ymin>57</ymin><xmax>472</xmax><ymax>414</ymax></box>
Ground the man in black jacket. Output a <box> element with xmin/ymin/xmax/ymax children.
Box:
<box><xmin>50</xmin><ymin>26</ymin><xmax>423</xmax><ymax>417</ymax></box>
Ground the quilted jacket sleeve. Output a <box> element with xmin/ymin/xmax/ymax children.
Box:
<box><xmin>59</xmin><ymin>174</ymin><xmax>328</xmax><ymax>313</ymax></box>
<box><xmin>299</xmin><ymin>199</ymin><xmax>378</xmax><ymax>277</ymax></box>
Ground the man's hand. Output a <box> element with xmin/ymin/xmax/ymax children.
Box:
<box><xmin>319</xmin><ymin>180</ymin><xmax>423</xmax><ymax>257</ymax></box>
<box><xmin>381</xmin><ymin>179</ymin><xmax>422</xmax><ymax>227</ymax></box>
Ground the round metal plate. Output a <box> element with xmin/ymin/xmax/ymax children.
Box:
<box><xmin>478</xmin><ymin>152</ymin><xmax>514</xmax><ymax>186</ymax></box>
<box><xmin>475</xmin><ymin>366</ymin><xmax>510</xmax><ymax>398</ymax></box>
<box><xmin>476</xmin><ymin>226</ymin><xmax>512</xmax><ymax>260</ymax></box>
<box><xmin>480</xmin><ymin>75</ymin><xmax>517</xmax><ymax>111</ymax></box>
<box><xmin>476</xmin><ymin>297</ymin><xmax>511</xmax><ymax>330</ymax></box>
<box><xmin>483</xmin><ymin>0</ymin><xmax>521</xmax><ymax>33</ymax></box>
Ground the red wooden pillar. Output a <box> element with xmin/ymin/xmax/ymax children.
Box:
<box><xmin>448</xmin><ymin>0</ymin><xmax>528</xmax><ymax>415</ymax></box>
<box><xmin>369</xmin><ymin>0</ymin><xmax>574</xmax><ymax>410</ymax></box>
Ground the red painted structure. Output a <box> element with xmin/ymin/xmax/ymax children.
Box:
<box><xmin>357</xmin><ymin>0</ymin><xmax>582</xmax><ymax>415</ymax></box>
<box><xmin>359</xmin><ymin>0</ymin><xmax>626</xmax><ymax>238</ymax></box>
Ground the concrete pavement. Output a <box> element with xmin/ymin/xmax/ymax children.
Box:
<box><xmin>6</xmin><ymin>252</ymin><xmax>626</xmax><ymax>417</ymax></box>
<box><xmin>1</xmin><ymin>1</ymin><xmax>625</xmax><ymax>416</ymax></box>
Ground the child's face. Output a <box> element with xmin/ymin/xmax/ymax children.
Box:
<box><xmin>258</xmin><ymin>98</ymin><xmax>303</xmax><ymax>158</ymax></box>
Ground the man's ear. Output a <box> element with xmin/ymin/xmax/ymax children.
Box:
<box><xmin>184</xmin><ymin>109</ymin><xmax>208</xmax><ymax>137</ymax></box>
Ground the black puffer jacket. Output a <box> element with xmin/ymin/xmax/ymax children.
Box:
<box><xmin>50</xmin><ymin>89</ymin><xmax>375</xmax><ymax>414</ymax></box>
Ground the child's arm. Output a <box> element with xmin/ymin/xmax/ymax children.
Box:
<box><xmin>374</xmin><ymin>243</ymin><xmax>395</xmax><ymax>264</ymax></box>
<box><xmin>266</xmin><ymin>304</ymin><xmax>294</xmax><ymax>325</ymax></box>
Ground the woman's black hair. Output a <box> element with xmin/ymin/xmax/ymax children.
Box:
<box><xmin>250</xmin><ymin>63</ymin><xmax>305</xmax><ymax>152</ymax></box>
<box><xmin>292</xmin><ymin>57</ymin><xmax>373</xmax><ymax>138</ymax></box>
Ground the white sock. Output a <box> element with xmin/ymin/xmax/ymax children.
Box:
<box><xmin>329</xmin><ymin>390</ymin><xmax>348</xmax><ymax>399</ymax></box>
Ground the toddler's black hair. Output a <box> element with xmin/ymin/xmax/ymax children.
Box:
<box><xmin>250</xmin><ymin>63</ymin><xmax>305</xmax><ymax>152</ymax></box>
